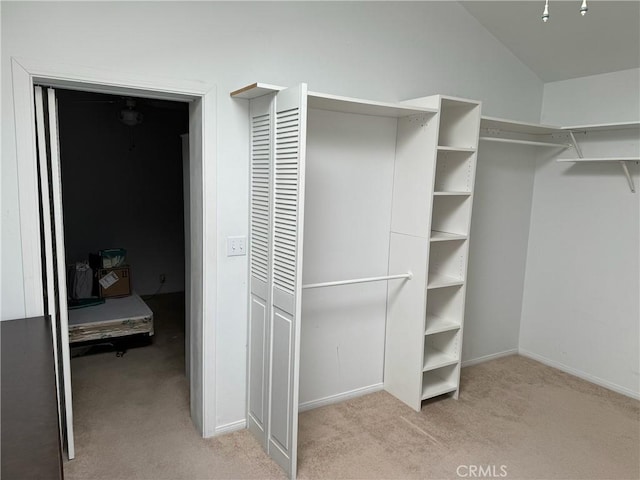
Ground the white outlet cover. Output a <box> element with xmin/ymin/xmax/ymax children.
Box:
<box><xmin>227</xmin><ymin>236</ymin><xmax>247</xmax><ymax>257</ymax></box>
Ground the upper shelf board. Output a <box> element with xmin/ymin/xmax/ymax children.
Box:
<box><xmin>562</xmin><ymin>121</ymin><xmax>640</xmax><ymax>132</ymax></box>
<box><xmin>481</xmin><ymin>117</ymin><xmax>640</xmax><ymax>135</ymax></box>
<box><xmin>437</xmin><ymin>146</ymin><xmax>476</xmax><ymax>152</ymax></box>
<box><xmin>306</xmin><ymin>91</ymin><xmax>437</xmax><ymax>118</ymax></box>
<box><xmin>231</xmin><ymin>83</ymin><xmax>438</xmax><ymax>117</ymax></box>
<box><xmin>230</xmin><ymin>83</ymin><xmax>284</xmax><ymax>99</ymax></box>
<box><xmin>480</xmin><ymin>116</ymin><xmax>561</xmax><ymax>135</ymax></box>
<box><xmin>402</xmin><ymin>94</ymin><xmax>481</xmax><ymax>111</ymax></box>
<box><xmin>557</xmin><ymin>157</ymin><xmax>640</xmax><ymax>162</ymax></box>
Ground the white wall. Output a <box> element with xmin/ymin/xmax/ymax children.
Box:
<box><xmin>1</xmin><ymin>2</ymin><xmax>544</xmax><ymax>429</ymax></box>
<box><xmin>541</xmin><ymin>68</ymin><xmax>640</xmax><ymax>126</ymax></box>
<box><xmin>57</xmin><ymin>92</ymin><xmax>187</xmax><ymax>295</ymax></box>
<box><xmin>520</xmin><ymin>69</ymin><xmax>640</xmax><ymax>398</ymax></box>
<box><xmin>463</xmin><ymin>142</ymin><xmax>537</xmax><ymax>364</ymax></box>
<box><xmin>300</xmin><ymin>109</ymin><xmax>396</xmax><ymax>407</ymax></box>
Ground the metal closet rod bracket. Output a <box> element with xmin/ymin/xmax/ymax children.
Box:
<box><xmin>619</xmin><ymin>161</ymin><xmax>637</xmax><ymax>193</ymax></box>
<box><xmin>302</xmin><ymin>272</ymin><xmax>413</xmax><ymax>290</ymax></box>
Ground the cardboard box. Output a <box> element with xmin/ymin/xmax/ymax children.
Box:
<box><xmin>97</xmin><ymin>266</ymin><xmax>131</xmax><ymax>298</ymax></box>
<box><xmin>89</xmin><ymin>248</ymin><xmax>127</xmax><ymax>269</ymax></box>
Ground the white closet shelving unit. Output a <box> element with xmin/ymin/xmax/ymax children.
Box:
<box><xmin>563</xmin><ymin>121</ymin><xmax>640</xmax><ymax>132</ymax></box>
<box><xmin>232</xmin><ymin>82</ymin><xmax>444</xmax><ymax>479</ymax></box>
<box><xmin>479</xmin><ymin>116</ymin><xmax>569</xmax><ymax>148</ymax></box>
<box><xmin>479</xmin><ymin>116</ymin><xmax>639</xmax><ymax>193</ymax></box>
<box><xmin>234</xmin><ymin>83</ymin><xmax>634</xmax><ymax>480</ymax></box>
<box><xmin>558</xmin><ymin>122</ymin><xmax>640</xmax><ymax>193</ymax></box>
<box><xmin>386</xmin><ymin>95</ymin><xmax>481</xmax><ymax>409</ymax></box>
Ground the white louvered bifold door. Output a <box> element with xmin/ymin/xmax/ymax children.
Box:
<box><xmin>267</xmin><ymin>84</ymin><xmax>308</xmax><ymax>479</ymax></box>
<box><xmin>34</xmin><ymin>86</ymin><xmax>75</xmax><ymax>459</ymax></box>
<box><xmin>247</xmin><ymin>93</ymin><xmax>275</xmax><ymax>448</ymax></box>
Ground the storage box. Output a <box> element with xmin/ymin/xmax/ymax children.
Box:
<box><xmin>90</xmin><ymin>248</ymin><xmax>127</xmax><ymax>269</ymax></box>
<box><xmin>96</xmin><ymin>266</ymin><xmax>131</xmax><ymax>298</ymax></box>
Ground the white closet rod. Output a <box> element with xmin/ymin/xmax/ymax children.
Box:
<box><xmin>479</xmin><ymin>136</ymin><xmax>571</xmax><ymax>148</ymax></box>
<box><xmin>302</xmin><ymin>272</ymin><xmax>413</xmax><ymax>290</ymax></box>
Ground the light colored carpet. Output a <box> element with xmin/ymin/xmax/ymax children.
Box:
<box><xmin>65</xmin><ymin>294</ymin><xmax>640</xmax><ymax>479</ymax></box>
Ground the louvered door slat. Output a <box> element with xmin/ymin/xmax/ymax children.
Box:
<box><xmin>267</xmin><ymin>84</ymin><xmax>308</xmax><ymax>480</ymax></box>
<box><xmin>247</xmin><ymin>95</ymin><xmax>275</xmax><ymax>451</ymax></box>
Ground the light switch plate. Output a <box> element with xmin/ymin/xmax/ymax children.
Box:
<box><xmin>227</xmin><ymin>236</ymin><xmax>247</xmax><ymax>257</ymax></box>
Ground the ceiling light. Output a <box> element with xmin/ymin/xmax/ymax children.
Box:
<box><xmin>542</xmin><ymin>0</ymin><xmax>589</xmax><ymax>22</ymax></box>
<box><xmin>580</xmin><ymin>0</ymin><xmax>588</xmax><ymax>16</ymax></box>
<box><xmin>119</xmin><ymin>98</ymin><xmax>143</xmax><ymax>126</ymax></box>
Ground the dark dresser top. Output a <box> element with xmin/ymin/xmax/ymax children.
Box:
<box><xmin>1</xmin><ymin>316</ymin><xmax>63</xmax><ymax>479</ymax></box>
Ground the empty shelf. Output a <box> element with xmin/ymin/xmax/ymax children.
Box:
<box><xmin>562</xmin><ymin>121</ymin><xmax>640</xmax><ymax>132</ymax></box>
<box><xmin>230</xmin><ymin>84</ymin><xmax>440</xmax><ymax>118</ymax></box>
<box><xmin>557</xmin><ymin>157</ymin><xmax>640</xmax><ymax>162</ymax></box>
<box><xmin>427</xmin><ymin>273</ymin><xmax>464</xmax><ymax>289</ymax></box>
<box><xmin>557</xmin><ymin>157</ymin><xmax>638</xmax><ymax>193</ymax></box>
<box><xmin>230</xmin><ymin>82</ymin><xmax>284</xmax><ymax>99</ymax></box>
<box><xmin>423</xmin><ymin>349</ymin><xmax>458</xmax><ymax>371</ymax></box>
<box><xmin>425</xmin><ymin>315</ymin><xmax>461</xmax><ymax>335</ymax></box>
<box><xmin>437</xmin><ymin>146</ymin><xmax>476</xmax><ymax>153</ymax></box>
<box><xmin>422</xmin><ymin>379</ymin><xmax>458</xmax><ymax>400</ymax></box>
<box><xmin>480</xmin><ymin>116</ymin><xmax>561</xmax><ymax>135</ymax></box>
<box><xmin>430</xmin><ymin>231</ymin><xmax>467</xmax><ymax>242</ymax></box>
<box><xmin>308</xmin><ymin>91</ymin><xmax>438</xmax><ymax>118</ymax></box>
<box><xmin>434</xmin><ymin>191</ymin><xmax>472</xmax><ymax>196</ymax></box>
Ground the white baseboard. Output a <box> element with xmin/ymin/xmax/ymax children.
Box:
<box><xmin>299</xmin><ymin>383</ymin><xmax>384</xmax><ymax>412</ymax></box>
<box><xmin>214</xmin><ymin>419</ymin><xmax>247</xmax><ymax>436</ymax></box>
<box><xmin>519</xmin><ymin>349</ymin><xmax>640</xmax><ymax>400</ymax></box>
<box><xmin>461</xmin><ymin>349</ymin><xmax>518</xmax><ymax>368</ymax></box>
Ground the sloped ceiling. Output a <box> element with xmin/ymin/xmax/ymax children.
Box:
<box><xmin>461</xmin><ymin>1</ymin><xmax>640</xmax><ymax>83</ymax></box>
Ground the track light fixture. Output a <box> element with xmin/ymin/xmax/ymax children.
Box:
<box><xmin>580</xmin><ymin>0</ymin><xmax>588</xmax><ymax>16</ymax></box>
<box><xmin>542</xmin><ymin>0</ymin><xmax>588</xmax><ymax>22</ymax></box>
<box><xmin>542</xmin><ymin>0</ymin><xmax>550</xmax><ymax>22</ymax></box>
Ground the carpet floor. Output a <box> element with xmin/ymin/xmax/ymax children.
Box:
<box><xmin>65</xmin><ymin>293</ymin><xmax>639</xmax><ymax>479</ymax></box>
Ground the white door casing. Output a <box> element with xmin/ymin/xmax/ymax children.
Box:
<box><xmin>181</xmin><ymin>134</ymin><xmax>191</xmax><ymax>381</ymax></box>
<box><xmin>11</xmin><ymin>57</ymin><xmax>216</xmax><ymax>439</ymax></box>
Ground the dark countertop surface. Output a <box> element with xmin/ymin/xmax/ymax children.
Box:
<box><xmin>1</xmin><ymin>315</ymin><xmax>63</xmax><ymax>479</ymax></box>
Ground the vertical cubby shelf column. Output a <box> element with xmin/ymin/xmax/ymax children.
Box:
<box><xmin>386</xmin><ymin>94</ymin><xmax>481</xmax><ymax>411</ymax></box>
<box><xmin>424</xmin><ymin>96</ymin><xmax>481</xmax><ymax>401</ymax></box>
<box><xmin>394</xmin><ymin>94</ymin><xmax>481</xmax><ymax>406</ymax></box>
<box><xmin>385</xmin><ymin>109</ymin><xmax>439</xmax><ymax>412</ymax></box>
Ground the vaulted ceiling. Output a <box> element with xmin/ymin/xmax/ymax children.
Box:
<box><xmin>461</xmin><ymin>1</ymin><xmax>640</xmax><ymax>82</ymax></box>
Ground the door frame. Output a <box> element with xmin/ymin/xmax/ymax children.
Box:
<box><xmin>10</xmin><ymin>57</ymin><xmax>217</xmax><ymax>438</ymax></box>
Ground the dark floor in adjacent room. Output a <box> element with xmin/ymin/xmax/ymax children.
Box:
<box><xmin>65</xmin><ymin>294</ymin><xmax>640</xmax><ymax>479</ymax></box>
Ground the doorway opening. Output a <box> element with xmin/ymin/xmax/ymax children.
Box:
<box><xmin>50</xmin><ymin>87</ymin><xmax>193</xmax><ymax>458</ymax></box>
<box><xmin>15</xmin><ymin>61</ymin><xmax>215</xmax><ymax>463</ymax></box>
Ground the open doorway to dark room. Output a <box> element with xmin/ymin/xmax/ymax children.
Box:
<box><xmin>55</xmin><ymin>88</ymin><xmax>191</xmax><ymax>454</ymax></box>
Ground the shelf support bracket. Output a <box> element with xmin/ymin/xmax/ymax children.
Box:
<box><xmin>619</xmin><ymin>161</ymin><xmax>636</xmax><ymax>193</ymax></box>
<box><xmin>568</xmin><ymin>130</ymin><xmax>583</xmax><ymax>158</ymax></box>
<box><xmin>566</xmin><ymin>130</ymin><xmax>635</xmax><ymax>193</ymax></box>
